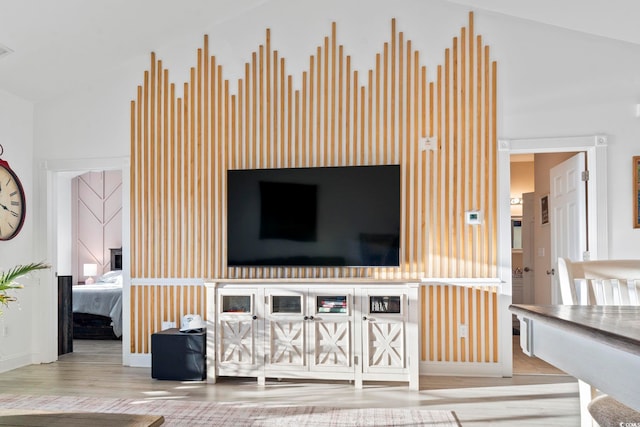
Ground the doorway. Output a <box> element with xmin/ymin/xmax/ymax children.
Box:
<box><xmin>510</xmin><ymin>151</ymin><xmax>583</xmax><ymax>309</ymax></box>
<box><xmin>60</xmin><ymin>169</ymin><xmax>123</xmax><ymax>357</ymax></box>
<box><xmin>509</xmin><ymin>154</ymin><xmax>534</xmax><ymax>309</ymax></box>
<box><xmin>38</xmin><ymin>156</ymin><xmax>130</xmax><ymax>365</ymax></box>
<box><xmin>499</xmin><ymin>135</ymin><xmax>609</xmax><ymax>376</ymax></box>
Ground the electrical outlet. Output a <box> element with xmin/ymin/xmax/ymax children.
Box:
<box><xmin>1</xmin><ymin>326</ymin><xmax>8</xmax><ymax>337</ymax></box>
<box><xmin>161</xmin><ymin>321</ymin><xmax>176</xmax><ymax>330</ymax></box>
<box><xmin>459</xmin><ymin>324</ymin><xmax>468</xmax><ymax>339</ymax></box>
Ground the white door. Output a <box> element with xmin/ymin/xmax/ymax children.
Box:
<box><xmin>522</xmin><ymin>192</ymin><xmax>535</xmax><ymax>303</ymax></box>
<box><xmin>550</xmin><ymin>152</ymin><xmax>588</xmax><ymax>304</ymax></box>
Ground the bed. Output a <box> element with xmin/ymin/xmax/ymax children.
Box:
<box><xmin>72</xmin><ymin>271</ymin><xmax>123</xmax><ymax>340</ymax></box>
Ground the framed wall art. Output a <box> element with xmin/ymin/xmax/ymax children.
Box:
<box><xmin>540</xmin><ymin>194</ymin><xmax>549</xmax><ymax>225</ymax></box>
<box><xmin>634</xmin><ymin>156</ymin><xmax>640</xmax><ymax>228</ymax></box>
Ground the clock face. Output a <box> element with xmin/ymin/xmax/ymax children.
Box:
<box><xmin>0</xmin><ymin>161</ymin><xmax>26</xmax><ymax>241</ymax></box>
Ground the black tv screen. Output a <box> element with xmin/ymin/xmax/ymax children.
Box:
<box><xmin>227</xmin><ymin>165</ymin><xmax>401</xmax><ymax>267</ymax></box>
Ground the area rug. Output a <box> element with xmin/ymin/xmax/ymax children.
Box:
<box><xmin>0</xmin><ymin>394</ymin><xmax>460</xmax><ymax>426</ymax></box>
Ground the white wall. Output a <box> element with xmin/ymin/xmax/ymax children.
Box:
<box><xmin>0</xmin><ymin>88</ymin><xmax>40</xmax><ymax>372</ymax></box>
<box><xmin>474</xmin><ymin>11</ymin><xmax>640</xmax><ymax>257</ymax></box>
<box><xmin>10</xmin><ymin>0</ymin><xmax>640</xmax><ymax>368</ymax></box>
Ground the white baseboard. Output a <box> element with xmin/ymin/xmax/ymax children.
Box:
<box><xmin>0</xmin><ymin>352</ymin><xmax>32</xmax><ymax>374</ymax></box>
<box><xmin>420</xmin><ymin>361</ymin><xmax>507</xmax><ymax>377</ymax></box>
<box><xmin>127</xmin><ymin>353</ymin><xmax>151</xmax><ymax>368</ymax></box>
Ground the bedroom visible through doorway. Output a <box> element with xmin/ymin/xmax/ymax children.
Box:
<box><xmin>55</xmin><ymin>168</ymin><xmax>124</xmax><ymax>361</ymax></box>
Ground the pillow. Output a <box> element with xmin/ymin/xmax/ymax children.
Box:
<box><xmin>98</xmin><ymin>270</ymin><xmax>123</xmax><ymax>283</ymax></box>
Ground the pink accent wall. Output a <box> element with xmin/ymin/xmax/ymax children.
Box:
<box><xmin>73</xmin><ymin>170</ymin><xmax>122</xmax><ymax>282</ymax></box>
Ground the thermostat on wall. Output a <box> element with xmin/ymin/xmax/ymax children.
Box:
<box><xmin>465</xmin><ymin>210</ymin><xmax>482</xmax><ymax>225</ymax></box>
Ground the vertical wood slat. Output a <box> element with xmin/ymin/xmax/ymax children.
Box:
<box><xmin>272</xmin><ymin>49</ymin><xmax>278</xmax><ymax>168</ymax></box>
<box><xmin>452</xmin><ymin>37</ymin><xmax>459</xmax><ymax>278</ymax></box>
<box><xmin>323</xmin><ymin>36</ymin><xmax>329</xmax><ymax>167</ymax></box>
<box><xmin>203</xmin><ymin>39</ymin><xmax>210</xmax><ymax>278</ymax></box>
<box><xmin>162</xmin><ymin>68</ymin><xmax>169</xmax><ymax>278</ymax></box>
<box><xmin>129</xmin><ymin>284</ymin><xmax>206</xmax><ymax>354</ymax></box>
<box><xmin>130</xmin><ymin>14</ymin><xmax>499</xmax><ymax>360</ymax></box>
<box><xmin>149</xmin><ymin>57</ymin><xmax>156</xmax><ymax>281</ymax></box>
<box><xmin>467</xmin><ymin>17</ymin><xmax>475</xmax><ymax>278</ymax></box>
<box><xmin>142</xmin><ymin>65</ymin><xmax>149</xmax><ymax>278</ymax></box>
<box><xmin>484</xmin><ymin>45</ymin><xmax>491</xmax><ymax>278</ymax></box>
<box><xmin>190</xmin><ymin>66</ymin><xmax>197</xmax><ymax>278</ymax></box>
<box><xmin>422</xmin><ymin>283</ymin><xmax>498</xmax><ymax>363</ymax></box>
<box><xmin>460</xmin><ymin>28</ymin><xmax>467</xmax><ymax>277</ymax></box>
<box><xmin>317</xmin><ymin>45</ymin><xmax>322</xmax><ymax>168</ymax></box>
<box><xmin>383</xmin><ymin>43</ymin><xmax>388</xmax><ymax>165</ymax></box>
<box><xmin>391</xmin><ymin>20</ymin><xmax>396</xmax><ymax>164</ymax></box>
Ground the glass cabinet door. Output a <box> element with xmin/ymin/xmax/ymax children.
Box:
<box><xmin>369</xmin><ymin>295</ymin><xmax>401</xmax><ymax>314</ymax></box>
<box><xmin>221</xmin><ymin>294</ymin><xmax>252</xmax><ymax>313</ymax></box>
<box><xmin>316</xmin><ymin>295</ymin><xmax>348</xmax><ymax>314</ymax></box>
<box><xmin>271</xmin><ymin>295</ymin><xmax>302</xmax><ymax>314</ymax></box>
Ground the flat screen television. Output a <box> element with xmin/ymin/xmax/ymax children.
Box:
<box><xmin>227</xmin><ymin>165</ymin><xmax>401</xmax><ymax>267</ymax></box>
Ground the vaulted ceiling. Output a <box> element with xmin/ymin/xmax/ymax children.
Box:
<box><xmin>0</xmin><ymin>0</ymin><xmax>637</xmax><ymax>104</ymax></box>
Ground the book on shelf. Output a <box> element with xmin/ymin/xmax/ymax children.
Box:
<box><xmin>319</xmin><ymin>299</ymin><xmax>346</xmax><ymax>307</ymax></box>
<box><xmin>317</xmin><ymin>307</ymin><xmax>347</xmax><ymax>313</ymax></box>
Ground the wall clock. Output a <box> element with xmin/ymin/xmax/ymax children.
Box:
<box><xmin>0</xmin><ymin>145</ymin><xmax>26</xmax><ymax>240</ymax></box>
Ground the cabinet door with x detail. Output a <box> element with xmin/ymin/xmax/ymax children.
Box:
<box><xmin>217</xmin><ymin>288</ymin><xmax>263</xmax><ymax>378</ymax></box>
<box><xmin>361</xmin><ymin>290</ymin><xmax>407</xmax><ymax>375</ymax></box>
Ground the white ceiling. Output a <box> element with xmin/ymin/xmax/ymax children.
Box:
<box><xmin>0</xmin><ymin>0</ymin><xmax>638</xmax><ymax>104</ymax></box>
<box><xmin>446</xmin><ymin>0</ymin><xmax>640</xmax><ymax>47</ymax></box>
<box><xmin>0</xmin><ymin>0</ymin><xmax>268</xmax><ymax>103</ymax></box>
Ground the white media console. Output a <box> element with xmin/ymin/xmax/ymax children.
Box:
<box><xmin>204</xmin><ymin>281</ymin><xmax>420</xmax><ymax>390</ymax></box>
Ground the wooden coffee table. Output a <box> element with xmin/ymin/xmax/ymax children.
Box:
<box><xmin>0</xmin><ymin>408</ymin><xmax>164</xmax><ymax>426</ymax></box>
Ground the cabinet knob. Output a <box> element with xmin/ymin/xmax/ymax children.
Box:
<box><xmin>304</xmin><ymin>316</ymin><xmax>309</xmax><ymax>320</ymax></box>
<box><xmin>309</xmin><ymin>316</ymin><xmax>314</xmax><ymax>321</ymax></box>
<box><xmin>252</xmin><ymin>315</ymin><xmax>257</xmax><ymax>320</ymax></box>
<box><xmin>363</xmin><ymin>316</ymin><xmax>368</xmax><ymax>321</ymax></box>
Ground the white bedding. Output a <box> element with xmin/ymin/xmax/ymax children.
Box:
<box><xmin>72</xmin><ymin>272</ymin><xmax>123</xmax><ymax>337</ymax></box>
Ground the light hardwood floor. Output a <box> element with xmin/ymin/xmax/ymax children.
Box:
<box><xmin>0</xmin><ymin>338</ymin><xmax>580</xmax><ymax>426</ymax></box>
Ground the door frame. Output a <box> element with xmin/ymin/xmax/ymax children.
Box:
<box><xmin>498</xmin><ymin>135</ymin><xmax>608</xmax><ymax>266</ymax></box>
<box><xmin>498</xmin><ymin>135</ymin><xmax>607</xmax><ymax>375</ymax></box>
<box><xmin>521</xmin><ymin>191</ymin><xmax>535</xmax><ymax>304</ymax></box>
<box><xmin>35</xmin><ymin>156</ymin><xmax>130</xmax><ymax>365</ymax></box>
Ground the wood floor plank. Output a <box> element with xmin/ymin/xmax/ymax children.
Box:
<box><xmin>0</xmin><ymin>338</ymin><xmax>580</xmax><ymax>426</ymax></box>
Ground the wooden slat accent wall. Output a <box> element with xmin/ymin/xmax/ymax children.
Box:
<box><xmin>130</xmin><ymin>12</ymin><xmax>499</xmax><ymax>360</ymax></box>
<box><xmin>422</xmin><ymin>284</ymin><xmax>499</xmax><ymax>363</ymax></box>
<box><xmin>130</xmin><ymin>284</ymin><xmax>205</xmax><ymax>354</ymax></box>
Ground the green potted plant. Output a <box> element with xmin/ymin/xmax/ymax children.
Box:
<box><xmin>0</xmin><ymin>261</ymin><xmax>50</xmax><ymax>314</ymax></box>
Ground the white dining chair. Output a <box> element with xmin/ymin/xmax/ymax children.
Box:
<box><xmin>557</xmin><ymin>257</ymin><xmax>640</xmax><ymax>427</ymax></box>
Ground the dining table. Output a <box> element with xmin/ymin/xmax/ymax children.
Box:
<box><xmin>509</xmin><ymin>304</ymin><xmax>640</xmax><ymax>411</ymax></box>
